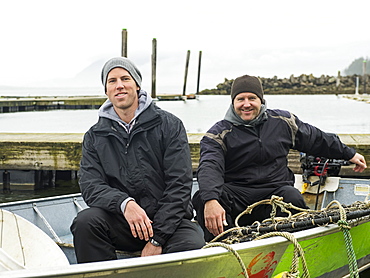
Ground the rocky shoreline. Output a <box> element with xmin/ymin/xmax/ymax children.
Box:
<box><xmin>200</xmin><ymin>74</ymin><xmax>370</xmax><ymax>95</ymax></box>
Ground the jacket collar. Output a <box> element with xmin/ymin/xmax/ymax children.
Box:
<box><xmin>224</xmin><ymin>103</ymin><xmax>268</xmax><ymax>127</ymax></box>
<box><xmin>92</xmin><ymin>102</ymin><xmax>161</xmax><ymax>134</ymax></box>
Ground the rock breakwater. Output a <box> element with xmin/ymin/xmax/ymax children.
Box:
<box><xmin>200</xmin><ymin>74</ymin><xmax>370</xmax><ymax>95</ymax></box>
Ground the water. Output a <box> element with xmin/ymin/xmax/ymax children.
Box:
<box><xmin>0</xmin><ymin>181</ymin><xmax>81</xmax><ymax>203</ymax></box>
<box><xmin>158</xmin><ymin>94</ymin><xmax>370</xmax><ymax>134</ymax></box>
<box><xmin>0</xmin><ymin>94</ymin><xmax>370</xmax><ymax>134</ymax></box>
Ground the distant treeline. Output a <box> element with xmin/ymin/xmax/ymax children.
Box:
<box><xmin>199</xmin><ymin>73</ymin><xmax>370</xmax><ymax>95</ymax></box>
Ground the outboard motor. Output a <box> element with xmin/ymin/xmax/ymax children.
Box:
<box><xmin>300</xmin><ymin>153</ymin><xmax>352</xmax><ymax>187</ymax></box>
<box><xmin>300</xmin><ymin>133</ymin><xmax>352</xmax><ymax>187</ymax></box>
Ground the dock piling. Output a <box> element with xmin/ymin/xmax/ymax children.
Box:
<box><xmin>196</xmin><ymin>51</ymin><xmax>202</xmax><ymax>95</ymax></box>
<box><xmin>3</xmin><ymin>170</ymin><xmax>10</xmax><ymax>193</ymax></box>
<box><xmin>121</xmin><ymin>29</ymin><xmax>128</xmax><ymax>58</ymax></box>
<box><xmin>151</xmin><ymin>38</ymin><xmax>157</xmax><ymax>99</ymax></box>
<box><xmin>183</xmin><ymin>50</ymin><xmax>191</xmax><ymax>96</ymax></box>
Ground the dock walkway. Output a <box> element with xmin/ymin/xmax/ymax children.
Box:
<box><xmin>341</xmin><ymin>94</ymin><xmax>370</xmax><ymax>103</ymax></box>
<box><xmin>0</xmin><ymin>133</ymin><xmax>369</xmax><ymax>189</ymax></box>
<box><xmin>0</xmin><ymin>94</ymin><xmax>199</xmax><ymax>113</ymax></box>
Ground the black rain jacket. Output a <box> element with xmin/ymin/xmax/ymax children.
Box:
<box><xmin>197</xmin><ymin>109</ymin><xmax>356</xmax><ymax>203</ymax></box>
<box><xmin>79</xmin><ymin>102</ymin><xmax>194</xmax><ymax>245</ymax></box>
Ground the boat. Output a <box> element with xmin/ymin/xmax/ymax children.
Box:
<box><xmin>0</xmin><ymin>173</ymin><xmax>370</xmax><ymax>277</ymax></box>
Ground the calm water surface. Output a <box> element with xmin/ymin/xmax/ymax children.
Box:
<box><xmin>0</xmin><ymin>94</ymin><xmax>369</xmax><ymax>134</ymax></box>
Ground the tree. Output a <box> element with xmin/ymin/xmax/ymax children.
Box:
<box><xmin>343</xmin><ymin>57</ymin><xmax>369</xmax><ymax>76</ymax></box>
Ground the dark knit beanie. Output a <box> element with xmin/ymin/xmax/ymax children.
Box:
<box><xmin>101</xmin><ymin>57</ymin><xmax>142</xmax><ymax>92</ymax></box>
<box><xmin>231</xmin><ymin>75</ymin><xmax>264</xmax><ymax>103</ymax></box>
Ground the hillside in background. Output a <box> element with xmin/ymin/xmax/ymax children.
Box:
<box><xmin>43</xmin><ymin>59</ymin><xmax>105</xmax><ymax>88</ymax></box>
<box><xmin>343</xmin><ymin>57</ymin><xmax>369</xmax><ymax>76</ymax></box>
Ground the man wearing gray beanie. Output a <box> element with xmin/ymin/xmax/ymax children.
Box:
<box><xmin>71</xmin><ymin>57</ymin><xmax>205</xmax><ymax>263</ymax></box>
<box><xmin>192</xmin><ymin>74</ymin><xmax>367</xmax><ymax>242</ymax></box>
<box><xmin>101</xmin><ymin>57</ymin><xmax>142</xmax><ymax>91</ymax></box>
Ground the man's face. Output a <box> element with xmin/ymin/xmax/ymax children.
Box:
<box><xmin>106</xmin><ymin>67</ymin><xmax>140</xmax><ymax>112</ymax></box>
<box><xmin>233</xmin><ymin>92</ymin><xmax>262</xmax><ymax>121</ymax></box>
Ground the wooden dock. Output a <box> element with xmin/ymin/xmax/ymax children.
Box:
<box><xmin>0</xmin><ymin>94</ymin><xmax>199</xmax><ymax>113</ymax></box>
<box><xmin>0</xmin><ymin>133</ymin><xmax>369</xmax><ymax>189</ymax></box>
<box><xmin>341</xmin><ymin>94</ymin><xmax>370</xmax><ymax>103</ymax></box>
<box><xmin>0</xmin><ymin>96</ymin><xmax>107</xmax><ymax>113</ymax></box>
<box><xmin>156</xmin><ymin>94</ymin><xmax>198</xmax><ymax>101</ymax></box>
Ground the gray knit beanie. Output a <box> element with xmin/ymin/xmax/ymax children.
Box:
<box><xmin>231</xmin><ymin>75</ymin><xmax>264</xmax><ymax>103</ymax></box>
<box><xmin>101</xmin><ymin>57</ymin><xmax>142</xmax><ymax>91</ymax></box>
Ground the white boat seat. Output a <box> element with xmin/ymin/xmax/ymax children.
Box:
<box><xmin>294</xmin><ymin>174</ymin><xmax>340</xmax><ymax>194</ymax></box>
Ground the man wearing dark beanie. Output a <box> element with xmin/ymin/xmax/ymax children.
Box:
<box><xmin>230</xmin><ymin>75</ymin><xmax>265</xmax><ymax>103</ymax></box>
<box><xmin>71</xmin><ymin>57</ymin><xmax>205</xmax><ymax>263</ymax></box>
<box><xmin>192</xmin><ymin>74</ymin><xmax>367</xmax><ymax>242</ymax></box>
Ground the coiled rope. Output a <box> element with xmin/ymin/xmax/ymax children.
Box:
<box><xmin>203</xmin><ymin>196</ymin><xmax>365</xmax><ymax>278</ymax></box>
<box><xmin>235</xmin><ymin>196</ymin><xmax>316</xmax><ymax>226</ymax></box>
<box><xmin>327</xmin><ymin>200</ymin><xmax>359</xmax><ymax>278</ymax></box>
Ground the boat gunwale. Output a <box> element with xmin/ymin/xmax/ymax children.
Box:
<box><xmin>0</xmin><ymin>193</ymin><xmax>82</xmax><ymax>208</ymax></box>
<box><xmin>3</xmin><ymin>220</ymin><xmax>364</xmax><ymax>278</ymax></box>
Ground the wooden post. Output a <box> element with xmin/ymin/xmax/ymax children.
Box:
<box><xmin>363</xmin><ymin>59</ymin><xmax>367</xmax><ymax>94</ymax></box>
<box><xmin>151</xmin><ymin>38</ymin><xmax>157</xmax><ymax>99</ymax></box>
<box><xmin>196</xmin><ymin>51</ymin><xmax>202</xmax><ymax>94</ymax></box>
<box><xmin>3</xmin><ymin>170</ymin><xmax>10</xmax><ymax>193</ymax></box>
<box><xmin>34</xmin><ymin>170</ymin><xmax>43</xmax><ymax>190</ymax></box>
<box><xmin>121</xmin><ymin>29</ymin><xmax>128</xmax><ymax>57</ymax></box>
<box><xmin>183</xmin><ymin>50</ymin><xmax>191</xmax><ymax>96</ymax></box>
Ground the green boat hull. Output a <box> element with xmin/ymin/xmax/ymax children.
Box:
<box><xmin>273</xmin><ymin>219</ymin><xmax>370</xmax><ymax>277</ymax></box>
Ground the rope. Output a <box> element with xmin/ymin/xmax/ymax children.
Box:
<box><xmin>202</xmin><ymin>242</ymin><xmax>248</xmax><ymax>278</ymax></box>
<box><xmin>255</xmin><ymin>232</ymin><xmax>310</xmax><ymax>278</ymax></box>
<box><xmin>208</xmin><ymin>198</ymin><xmax>369</xmax><ymax>278</ymax></box>
<box><xmin>328</xmin><ymin>201</ymin><xmax>359</xmax><ymax>278</ymax></box>
<box><xmin>235</xmin><ymin>195</ymin><xmax>315</xmax><ymax>226</ymax></box>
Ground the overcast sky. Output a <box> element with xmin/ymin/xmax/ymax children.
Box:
<box><xmin>0</xmin><ymin>0</ymin><xmax>369</xmax><ymax>94</ymax></box>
